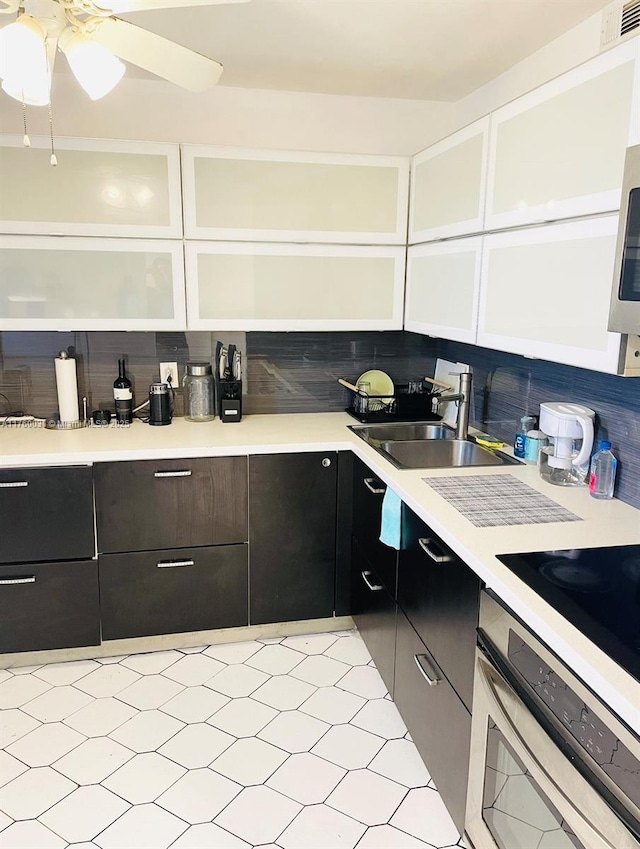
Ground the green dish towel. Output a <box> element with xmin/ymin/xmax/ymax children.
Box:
<box><xmin>379</xmin><ymin>486</ymin><xmax>402</xmax><ymax>550</ymax></box>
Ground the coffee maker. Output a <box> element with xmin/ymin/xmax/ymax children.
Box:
<box><xmin>539</xmin><ymin>402</ymin><xmax>595</xmax><ymax>486</ymax></box>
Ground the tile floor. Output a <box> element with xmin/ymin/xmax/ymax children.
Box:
<box><xmin>0</xmin><ymin>630</ymin><xmax>465</xmax><ymax>849</ymax></box>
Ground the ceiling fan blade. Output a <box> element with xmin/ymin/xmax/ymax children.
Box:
<box><xmin>95</xmin><ymin>0</ymin><xmax>250</xmax><ymax>12</ymax></box>
<box><xmin>90</xmin><ymin>16</ymin><xmax>223</xmax><ymax>91</ymax></box>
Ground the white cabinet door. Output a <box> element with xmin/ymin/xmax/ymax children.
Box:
<box><xmin>409</xmin><ymin>118</ymin><xmax>489</xmax><ymax>243</ymax></box>
<box><xmin>185</xmin><ymin>242</ymin><xmax>405</xmax><ymax>330</ymax></box>
<box><xmin>486</xmin><ymin>39</ymin><xmax>640</xmax><ymax>230</ymax></box>
<box><xmin>182</xmin><ymin>146</ymin><xmax>410</xmax><ymax>244</ymax></box>
<box><xmin>0</xmin><ymin>236</ymin><xmax>186</xmax><ymax>330</ymax></box>
<box><xmin>0</xmin><ymin>136</ymin><xmax>183</xmax><ymax>238</ymax></box>
<box><xmin>478</xmin><ymin>216</ymin><xmax>624</xmax><ymax>373</ymax></box>
<box><xmin>405</xmin><ymin>238</ymin><xmax>481</xmax><ymax>344</ymax></box>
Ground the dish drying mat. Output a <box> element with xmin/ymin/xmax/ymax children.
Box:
<box><xmin>422</xmin><ymin>474</ymin><xmax>582</xmax><ymax>528</ymax></box>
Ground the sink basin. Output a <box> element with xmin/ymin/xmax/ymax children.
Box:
<box><xmin>378</xmin><ymin>439</ymin><xmax>519</xmax><ymax>470</ymax></box>
<box><xmin>350</xmin><ymin>422</ymin><xmax>455</xmax><ymax>445</ymax></box>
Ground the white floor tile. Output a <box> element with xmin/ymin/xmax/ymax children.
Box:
<box><xmin>0</xmin><ymin>669</ymin><xmax>12</xmax><ymax>684</ymax></box>
<box><xmin>291</xmin><ymin>655</ymin><xmax>351</xmax><ymax>687</ymax></box>
<box><xmin>0</xmin><ymin>750</ymin><xmax>28</xmax><ymax>787</ymax></box>
<box><xmin>158</xmin><ymin>722</ymin><xmax>234</xmax><ymax>769</ymax></box>
<box><xmin>63</xmin><ymin>698</ymin><xmax>138</xmax><ymax>738</ymax></box>
<box><xmin>356</xmin><ymin>824</ymin><xmax>435</xmax><ymax>848</ymax></box>
<box><xmin>156</xmin><ymin>767</ymin><xmax>241</xmax><ymax>823</ymax></box>
<box><xmin>161</xmin><ymin>654</ymin><xmax>225</xmax><ymax>686</ymax></box>
<box><xmin>115</xmin><ymin>675</ymin><xmax>183</xmax><ymax>710</ymax></box>
<box><xmin>0</xmin><ymin>810</ymin><xmax>12</xmax><ymax>831</ymax></box>
<box><xmin>20</xmin><ymin>686</ymin><xmax>93</xmax><ymax>723</ymax></box>
<box><xmin>0</xmin><ymin>675</ymin><xmax>51</xmax><ymax>709</ymax></box>
<box><xmin>171</xmin><ymin>822</ymin><xmax>251</xmax><ymax>848</ymax></box>
<box><xmin>109</xmin><ymin>709</ymin><xmax>184</xmax><ymax>753</ymax></box>
<box><xmin>299</xmin><ymin>687</ymin><xmax>366</xmax><ymax>725</ymax></box>
<box><xmin>311</xmin><ymin>724</ymin><xmax>384</xmax><ymax>770</ymax></box>
<box><xmin>102</xmin><ymin>752</ymin><xmax>186</xmax><ymax>804</ymax></box>
<box><xmin>0</xmin><ymin>766</ymin><xmax>76</xmax><ymax>819</ymax></box>
<box><xmin>6</xmin><ymin>721</ymin><xmax>85</xmax><ymax>766</ymax></box>
<box><xmin>73</xmin><ymin>665</ymin><xmax>141</xmax><ymax>698</ymax></box>
<box><xmin>210</xmin><ymin>736</ymin><xmax>288</xmax><ymax>785</ymax></box>
<box><xmin>0</xmin><ymin>820</ymin><xmax>67</xmax><ymax>848</ymax></box>
<box><xmin>39</xmin><ymin>784</ymin><xmax>130</xmax><ymax>844</ymax></box>
<box><xmin>66</xmin><ymin>843</ymin><xmax>100</xmax><ymax>848</ymax></box>
<box><xmin>324</xmin><ymin>636</ymin><xmax>372</xmax><ymax>666</ymax></box>
<box><xmin>326</xmin><ymin>768</ymin><xmax>407</xmax><ymax>826</ymax></box>
<box><xmin>258</xmin><ymin>637</ymin><xmax>285</xmax><ymax>645</ymax></box>
<box><xmin>368</xmin><ymin>739</ymin><xmax>431</xmax><ymax>788</ymax></box>
<box><xmin>53</xmin><ymin>736</ymin><xmax>134</xmax><ymax>785</ymax></box>
<box><xmin>207</xmin><ymin>696</ymin><xmax>278</xmax><ymax>738</ymax></box>
<box><xmin>6</xmin><ymin>665</ymin><xmax>43</xmax><ymax>675</ymax></box>
<box><xmin>0</xmin><ymin>708</ymin><xmax>41</xmax><ymax>748</ymax></box>
<box><xmin>258</xmin><ymin>710</ymin><xmax>330</xmax><ymax>753</ymax></box>
<box><xmin>332</xmin><ymin>630</ymin><xmax>357</xmax><ymax>638</ymax></box>
<box><xmin>204</xmin><ymin>641</ymin><xmax>262</xmax><ymax>664</ymax></box>
<box><xmin>96</xmin><ymin>656</ymin><xmax>129</xmax><ymax>665</ymax></box>
<box><xmin>120</xmin><ymin>650</ymin><xmax>183</xmax><ymax>676</ymax></box>
<box><xmin>390</xmin><ymin>787</ymin><xmax>460</xmax><ymax>847</ymax></box>
<box><xmin>252</xmin><ymin>675</ymin><xmax>316</xmax><ymax>710</ymax></box>
<box><xmin>94</xmin><ymin>802</ymin><xmax>188</xmax><ymax>849</ymax></box>
<box><xmin>160</xmin><ymin>685</ymin><xmax>229</xmax><ymax>724</ymax></box>
<box><xmin>205</xmin><ymin>664</ymin><xmax>269</xmax><ymax>698</ymax></box>
<box><xmin>278</xmin><ymin>803</ymin><xmax>366</xmax><ymax>849</ymax></box>
<box><xmin>350</xmin><ymin>699</ymin><xmax>407</xmax><ymax>740</ymax></box>
<box><xmin>337</xmin><ymin>667</ymin><xmax>388</xmax><ymax>700</ymax></box>
<box><xmin>215</xmin><ymin>785</ymin><xmax>302</xmax><ymax>846</ymax></box>
<box><xmin>267</xmin><ymin>752</ymin><xmax>346</xmax><ymax>805</ymax></box>
<box><xmin>246</xmin><ymin>645</ymin><xmax>306</xmax><ymax>675</ymax></box>
<box><xmin>281</xmin><ymin>634</ymin><xmax>339</xmax><ymax>655</ymax></box>
<box><xmin>178</xmin><ymin>645</ymin><xmax>207</xmax><ymax>654</ymax></box>
<box><xmin>33</xmin><ymin>660</ymin><xmax>99</xmax><ymax>686</ymax></box>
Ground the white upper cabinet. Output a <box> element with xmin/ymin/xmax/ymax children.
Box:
<box><xmin>181</xmin><ymin>147</ymin><xmax>410</xmax><ymax>244</ymax></box>
<box><xmin>477</xmin><ymin>216</ymin><xmax>624</xmax><ymax>374</ymax></box>
<box><xmin>409</xmin><ymin>118</ymin><xmax>489</xmax><ymax>243</ymax></box>
<box><xmin>185</xmin><ymin>242</ymin><xmax>405</xmax><ymax>331</ymax></box>
<box><xmin>0</xmin><ymin>136</ymin><xmax>183</xmax><ymax>238</ymax></box>
<box><xmin>405</xmin><ymin>238</ymin><xmax>481</xmax><ymax>344</ymax></box>
<box><xmin>485</xmin><ymin>40</ymin><xmax>640</xmax><ymax>230</ymax></box>
<box><xmin>0</xmin><ymin>236</ymin><xmax>186</xmax><ymax>331</ymax></box>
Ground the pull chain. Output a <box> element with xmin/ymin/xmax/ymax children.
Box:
<box><xmin>22</xmin><ymin>101</ymin><xmax>31</xmax><ymax>148</ymax></box>
<box><xmin>48</xmin><ymin>101</ymin><xmax>57</xmax><ymax>166</ymax></box>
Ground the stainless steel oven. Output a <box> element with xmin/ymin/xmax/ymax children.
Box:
<box><xmin>465</xmin><ymin>591</ymin><xmax>640</xmax><ymax>849</ymax></box>
<box><xmin>609</xmin><ymin>143</ymin><xmax>640</xmax><ymax>334</ymax></box>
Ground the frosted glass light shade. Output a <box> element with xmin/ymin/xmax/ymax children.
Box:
<box><xmin>0</xmin><ymin>15</ymin><xmax>51</xmax><ymax>106</ymax></box>
<box><xmin>61</xmin><ymin>30</ymin><xmax>125</xmax><ymax>100</ymax></box>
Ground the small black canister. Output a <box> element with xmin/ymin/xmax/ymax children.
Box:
<box><xmin>148</xmin><ymin>382</ymin><xmax>172</xmax><ymax>426</ymax></box>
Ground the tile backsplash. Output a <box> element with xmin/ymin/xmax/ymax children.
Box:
<box><xmin>1</xmin><ymin>330</ymin><xmax>638</xmax><ymax>508</ymax></box>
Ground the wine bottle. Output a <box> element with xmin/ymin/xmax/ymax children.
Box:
<box><xmin>113</xmin><ymin>358</ymin><xmax>133</xmax><ymax>424</ymax></box>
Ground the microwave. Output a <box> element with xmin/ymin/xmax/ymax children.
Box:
<box><xmin>609</xmin><ymin>143</ymin><xmax>640</xmax><ymax>334</ymax></box>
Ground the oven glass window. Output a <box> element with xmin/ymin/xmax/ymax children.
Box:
<box><xmin>483</xmin><ymin>720</ymin><xmax>584</xmax><ymax>849</ymax></box>
<box><xmin>619</xmin><ymin>187</ymin><xmax>640</xmax><ymax>302</ymax></box>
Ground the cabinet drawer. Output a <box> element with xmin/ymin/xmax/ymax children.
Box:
<box><xmin>0</xmin><ymin>560</ymin><xmax>99</xmax><ymax>653</ymax></box>
<box><xmin>0</xmin><ymin>466</ymin><xmax>94</xmax><ymax>564</ymax></box>
<box><xmin>352</xmin><ymin>458</ymin><xmax>398</xmax><ymax>597</ymax></box>
<box><xmin>99</xmin><ymin>544</ymin><xmax>248</xmax><ymax>640</ymax></box>
<box><xmin>351</xmin><ymin>537</ymin><xmax>396</xmax><ymax>696</ymax></box>
<box><xmin>95</xmin><ymin>456</ymin><xmax>248</xmax><ymax>553</ymax></box>
<box><xmin>394</xmin><ymin>610</ymin><xmax>471</xmax><ymax>833</ymax></box>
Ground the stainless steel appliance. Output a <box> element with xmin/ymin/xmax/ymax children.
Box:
<box><xmin>609</xmin><ymin>144</ymin><xmax>640</xmax><ymax>334</ymax></box>
<box><xmin>466</xmin><ymin>590</ymin><xmax>640</xmax><ymax>849</ymax></box>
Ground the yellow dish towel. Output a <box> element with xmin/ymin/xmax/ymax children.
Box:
<box><xmin>379</xmin><ymin>486</ymin><xmax>402</xmax><ymax>550</ymax></box>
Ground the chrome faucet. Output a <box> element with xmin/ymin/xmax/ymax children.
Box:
<box><xmin>433</xmin><ymin>372</ymin><xmax>472</xmax><ymax>440</ymax></box>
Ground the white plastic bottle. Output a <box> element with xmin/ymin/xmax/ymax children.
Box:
<box><xmin>588</xmin><ymin>441</ymin><xmax>617</xmax><ymax>500</ymax></box>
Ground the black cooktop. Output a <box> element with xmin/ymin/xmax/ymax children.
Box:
<box><xmin>497</xmin><ymin>545</ymin><xmax>640</xmax><ymax>682</ymax></box>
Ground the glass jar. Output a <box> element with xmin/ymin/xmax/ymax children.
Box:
<box><xmin>183</xmin><ymin>362</ymin><xmax>215</xmax><ymax>422</ymax></box>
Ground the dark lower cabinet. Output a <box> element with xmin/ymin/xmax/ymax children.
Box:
<box><xmin>394</xmin><ymin>610</ymin><xmax>471</xmax><ymax>834</ymax></box>
<box><xmin>352</xmin><ymin>457</ymin><xmax>397</xmax><ymax>596</ymax></box>
<box><xmin>249</xmin><ymin>452</ymin><xmax>338</xmax><ymax>625</ymax></box>
<box><xmin>100</xmin><ymin>544</ymin><xmax>248</xmax><ymax>640</ymax></box>
<box><xmin>0</xmin><ymin>560</ymin><xmax>100</xmax><ymax>653</ymax></box>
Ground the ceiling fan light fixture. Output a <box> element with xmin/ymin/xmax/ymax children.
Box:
<box><xmin>0</xmin><ymin>14</ymin><xmax>51</xmax><ymax>106</ymax></box>
<box><xmin>60</xmin><ymin>29</ymin><xmax>125</xmax><ymax>101</ymax></box>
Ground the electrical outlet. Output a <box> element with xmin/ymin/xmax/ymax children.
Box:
<box><xmin>160</xmin><ymin>362</ymin><xmax>179</xmax><ymax>388</ymax></box>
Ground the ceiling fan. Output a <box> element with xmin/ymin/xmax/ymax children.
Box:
<box><xmin>0</xmin><ymin>0</ymin><xmax>248</xmax><ymax>106</ymax></box>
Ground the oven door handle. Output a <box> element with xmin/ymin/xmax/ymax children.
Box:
<box><xmin>477</xmin><ymin>631</ymin><xmax>640</xmax><ymax>845</ymax></box>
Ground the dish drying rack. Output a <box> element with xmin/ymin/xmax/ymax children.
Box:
<box><xmin>338</xmin><ymin>378</ymin><xmax>449</xmax><ymax>423</ymax></box>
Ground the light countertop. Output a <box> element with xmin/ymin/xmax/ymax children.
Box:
<box><xmin>2</xmin><ymin>412</ymin><xmax>639</xmax><ymax>731</ymax></box>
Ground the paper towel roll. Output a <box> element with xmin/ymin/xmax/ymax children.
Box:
<box><xmin>55</xmin><ymin>352</ymin><xmax>79</xmax><ymax>423</ymax></box>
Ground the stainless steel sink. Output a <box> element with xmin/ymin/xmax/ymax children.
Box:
<box><xmin>350</xmin><ymin>422</ymin><xmax>455</xmax><ymax>445</ymax></box>
<box><xmin>379</xmin><ymin>438</ymin><xmax>519</xmax><ymax>469</ymax></box>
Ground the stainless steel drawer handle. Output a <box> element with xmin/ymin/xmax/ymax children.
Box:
<box><xmin>154</xmin><ymin>470</ymin><xmax>192</xmax><ymax>478</ymax></box>
<box><xmin>156</xmin><ymin>559</ymin><xmax>195</xmax><ymax>568</ymax></box>
<box><xmin>363</xmin><ymin>477</ymin><xmax>385</xmax><ymax>495</ymax></box>
<box><xmin>361</xmin><ymin>570</ymin><xmax>384</xmax><ymax>592</ymax></box>
<box><xmin>0</xmin><ymin>576</ymin><xmax>36</xmax><ymax>585</ymax></box>
<box><xmin>414</xmin><ymin>653</ymin><xmax>441</xmax><ymax>686</ymax></box>
<box><xmin>418</xmin><ymin>537</ymin><xmax>453</xmax><ymax>563</ymax></box>
<box><xmin>0</xmin><ymin>481</ymin><xmax>29</xmax><ymax>488</ymax></box>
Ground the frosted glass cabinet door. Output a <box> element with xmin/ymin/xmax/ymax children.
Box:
<box><xmin>0</xmin><ymin>136</ymin><xmax>182</xmax><ymax>237</ymax></box>
<box><xmin>185</xmin><ymin>242</ymin><xmax>405</xmax><ymax>330</ymax></box>
<box><xmin>477</xmin><ymin>216</ymin><xmax>624</xmax><ymax>373</ymax></box>
<box><xmin>409</xmin><ymin>118</ymin><xmax>489</xmax><ymax>243</ymax></box>
<box><xmin>0</xmin><ymin>236</ymin><xmax>186</xmax><ymax>330</ymax></box>
<box><xmin>405</xmin><ymin>238</ymin><xmax>481</xmax><ymax>344</ymax></box>
<box><xmin>182</xmin><ymin>147</ymin><xmax>410</xmax><ymax>244</ymax></box>
<box><xmin>486</xmin><ymin>40</ymin><xmax>640</xmax><ymax>230</ymax></box>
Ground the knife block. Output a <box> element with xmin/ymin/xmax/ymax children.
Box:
<box><xmin>217</xmin><ymin>379</ymin><xmax>242</xmax><ymax>422</ymax></box>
